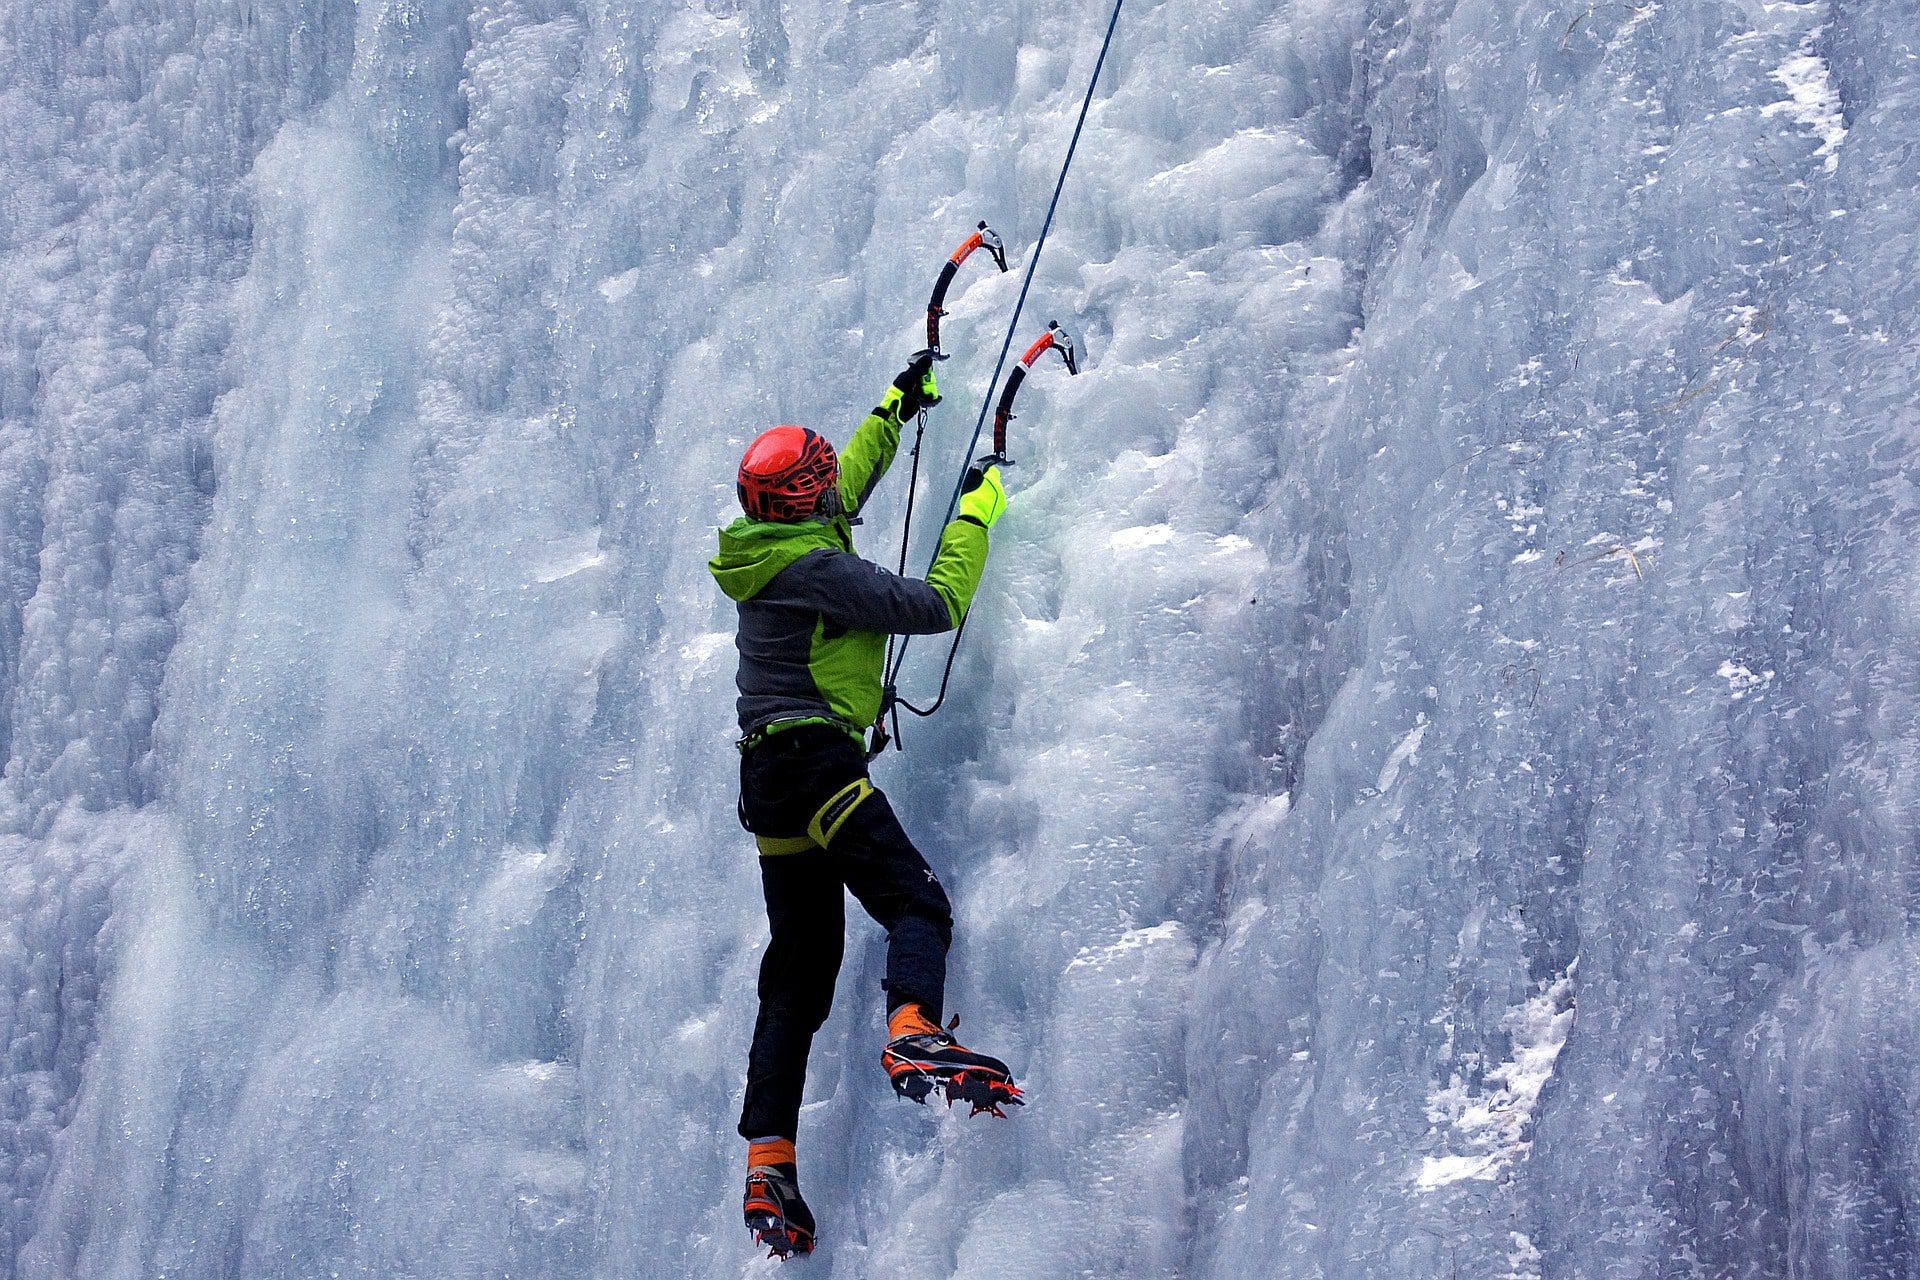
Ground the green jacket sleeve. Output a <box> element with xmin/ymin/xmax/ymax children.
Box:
<box><xmin>837</xmin><ymin>385</ymin><xmax>909</xmax><ymax>516</ymax></box>
<box><xmin>924</xmin><ymin>518</ymin><xmax>990</xmax><ymax>628</ymax></box>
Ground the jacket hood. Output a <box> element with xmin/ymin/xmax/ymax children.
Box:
<box><xmin>709</xmin><ymin>516</ymin><xmax>848</xmax><ymax>601</ymax></box>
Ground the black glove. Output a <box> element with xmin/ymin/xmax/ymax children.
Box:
<box><xmin>891</xmin><ymin>349</ymin><xmax>941</xmax><ymax>417</ymax></box>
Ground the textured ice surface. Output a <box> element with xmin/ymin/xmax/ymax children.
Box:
<box><xmin>4</xmin><ymin>0</ymin><xmax>1919</xmax><ymax>1276</ymax></box>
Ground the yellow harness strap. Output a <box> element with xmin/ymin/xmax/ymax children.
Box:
<box><xmin>754</xmin><ymin>833</ymin><xmax>818</xmax><ymax>857</ymax></box>
<box><xmin>750</xmin><ymin>779</ymin><xmax>876</xmax><ymax>857</ymax></box>
<box><xmin>806</xmin><ymin>778</ymin><xmax>875</xmax><ymax>850</ymax></box>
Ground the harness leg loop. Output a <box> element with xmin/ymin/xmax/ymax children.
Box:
<box><xmin>807</xmin><ymin>779</ymin><xmax>876</xmax><ymax>850</ymax></box>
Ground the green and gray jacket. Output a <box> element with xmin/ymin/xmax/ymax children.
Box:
<box><xmin>710</xmin><ymin>384</ymin><xmax>990</xmax><ymax>742</ymax></box>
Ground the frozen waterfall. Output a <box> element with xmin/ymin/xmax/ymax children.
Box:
<box><xmin>4</xmin><ymin>0</ymin><xmax>1919</xmax><ymax>1276</ymax></box>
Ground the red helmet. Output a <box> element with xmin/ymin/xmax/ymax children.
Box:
<box><xmin>738</xmin><ymin>425</ymin><xmax>839</xmax><ymax>521</ymax></box>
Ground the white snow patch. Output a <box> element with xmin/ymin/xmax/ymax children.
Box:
<box><xmin>1065</xmin><ymin>921</ymin><xmax>1186</xmax><ymax>970</ymax></box>
<box><xmin>1763</xmin><ymin>41</ymin><xmax>1848</xmax><ymax>170</ymax></box>
<box><xmin>1717</xmin><ymin>660</ymin><xmax>1775</xmax><ymax>699</ymax></box>
<box><xmin>1212</xmin><ymin>792</ymin><xmax>1293</xmax><ymax>852</ymax></box>
<box><xmin>473</xmin><ymin>845</ymin><xmax>571</xmax><ymax>930</ymax></box>
<box><xmin>1109</xmin><ymin>523</ymin><xmax>1176</xmax><ymax>551</ymax></box>
<box><xmin>597</xmin><ymin>268</ymin><xmax>641</xmax><ymax>303</ymax></box>
<box><xmin>1417</xmin><ymin>963</ymin><xmax>1577</xmax><ymax>1190</ymax></box>
<box><xmin>1507</xmin><ymin>1230</ymin><xmax>1545</xmax><ymax>1280</ymax></box>
<box><xmin>1415</xmin><ymin>1153</ymin><xmax>1501</xmax><ymax>1189</ymax></box>
<box><xmin>680</xmin><ymin>631</ymin><xmax>733</xmax><ymax>673</ymax></box>
<box><xmin>535</xmin><ymin>548</ymin><xmax>607</xmax><ymax>583</ymax></box>
<box><xmin>1376</xmin><ymin>719</ymin><xmax>1428</xmax><ymax>793</ymax></box>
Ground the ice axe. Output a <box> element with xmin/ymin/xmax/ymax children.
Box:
<box><xmin>986</xmin><ymin>321</ymin><xmax>1080</xmax><ymax>464</ymax></box>
<box><xmin>925</xmin><ymin>221</ymin><xmax>1008</xmax><ymax>359</ymax></box>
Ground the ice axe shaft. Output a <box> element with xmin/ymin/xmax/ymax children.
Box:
<box><xmin>926</xmin><ymin>221</ymin><xmax>1009</xmax><ymax>357</ymax></box>
<box><xmin>991</xmin><ymin>321</ymin><xmax>1080</xmax><ymax>458</ymax></box>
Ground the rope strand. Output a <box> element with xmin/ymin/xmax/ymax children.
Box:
<box><xmin>884</xmin><ymin>0</ymin><xmax>1125</xmax><ymax>708</ymax></box>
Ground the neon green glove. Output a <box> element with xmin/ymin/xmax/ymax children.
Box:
<box><xmin>957</xmin><ymin>462</ymin><xmax>1007</xmax><ymax>529</ymax></box>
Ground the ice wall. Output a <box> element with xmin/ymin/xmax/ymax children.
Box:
<box><xmin>4</xmin><ymin>0</ymin><xmax>1918</xmax><ymax>1276</ymax></box>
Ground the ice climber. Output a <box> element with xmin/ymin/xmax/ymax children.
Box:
<box><xmin>710</xmin><ymin>350</ymin><xmax>1022</xmax><ymax>1258</ymax></box>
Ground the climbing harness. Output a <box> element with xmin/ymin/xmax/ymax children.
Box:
<box><xmin>871</xmin><ymin>0</ymin><xmax>1123</xmax><ymax>756</ymax></box>
<box><xmin>806</xmin><ymin>777</ymin><xmax>876</xmax><ymax>849</ymax></box>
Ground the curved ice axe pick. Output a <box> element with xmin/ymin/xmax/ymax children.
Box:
<box><xmin>926</xmin><ymin>221</ymin><xmax>1009</xmax><ymax>359</ymax></box>
<box><xmin>986</xmin><ymin>321</ymin><xmax>1080</xmax><ymax>464</ymax></box>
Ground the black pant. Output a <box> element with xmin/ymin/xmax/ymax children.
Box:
<box><xmin>736</xmin><ymin>726</ymin><xmax>954</xmax><ymax>1141</ymax></box>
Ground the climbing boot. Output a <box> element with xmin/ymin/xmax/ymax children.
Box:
<box><xmin>881</xmin><ymin>1003</ymin><xmax>1024</xmax><ymax>1117</ymax></box>
<box><xmin>743</xmin><ymin>1140</ymin><xmax>815</xmax><ymax>1260</ymax></box>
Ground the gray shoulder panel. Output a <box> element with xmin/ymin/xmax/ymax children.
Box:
<box><xmin>772</xmin><ymin>548</ymin><xmax>954</xmax><ymax>636</ymax></box>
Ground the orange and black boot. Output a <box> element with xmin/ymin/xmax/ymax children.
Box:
<box><xmin>743</xmin><ymin>1139</ymin><xmax>815</xmax><ymax>1260</ymax></box>
<box><xmin>881</xmin><ymin>1004</ymin><xmax>1024</xmax><ymax>1117</ymax></box>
